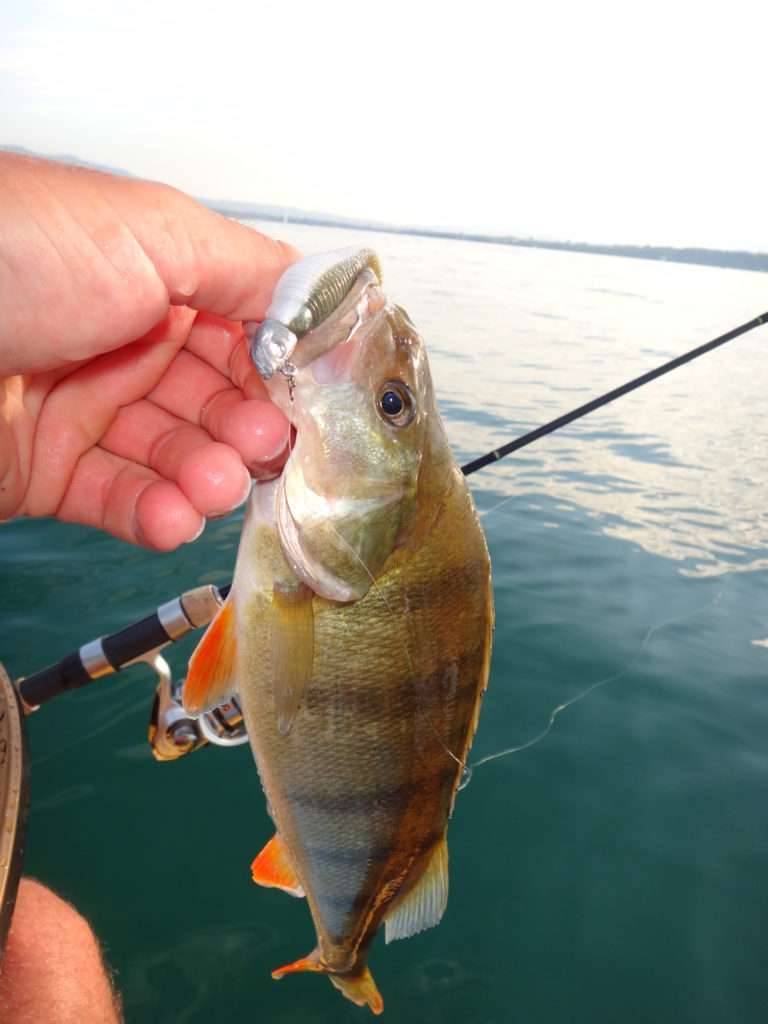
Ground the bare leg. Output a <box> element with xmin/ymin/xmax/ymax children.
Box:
<box><xmin>0</xmin><ymin>879</ymin><xmax>122</xmax><ymax>1023</ymax></box>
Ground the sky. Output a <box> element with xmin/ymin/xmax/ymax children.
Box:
<box><xmin>2</xmin><ymin>0</ymin><xmax>766</xmax><ymax>251</ymax></box>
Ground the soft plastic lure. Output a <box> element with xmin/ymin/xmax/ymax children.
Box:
<box><xmin>246</xmin><ymin>247</ymin><xmax>382</xmax><ymax>378</ymax></box>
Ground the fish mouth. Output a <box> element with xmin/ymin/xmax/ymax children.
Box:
<box><xmin>248</xmin><ymin>247</ymin><xmax>382</xmax><ymax>379</ymax></box>
<box><xmin>259</xmin><ymin>269</ymin><xmax>387</xmax><ymax>426</ymax></box>
<box><xmin>289</xmin><ymin>275</ymin><xmax>388</xmax><ymax>398</ymax></box>
<box><xmin>265</xmin><ymin>264</ymin><xmax>411</xmax><ymax>602</ymax></box>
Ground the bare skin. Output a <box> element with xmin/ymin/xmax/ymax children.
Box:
<box><xmin>0</xmin><ymin>151</ymin><xmax>298</xmax><ymax>549</ymax></box>
<box><xmin>0</xmin><ymin>153</ymin><xmax>300</xmax><ymax>1016</ymax></box>
<box><xmin>0</xmin><ymin>880</ymin><xmax>122</xmax><ymax>1023</ymax></box>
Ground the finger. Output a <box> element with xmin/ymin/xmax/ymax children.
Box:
<box><xmin>55</xmin><ymin>446</ymin><xmax>204</xmax><ymax>551</ymax></box>
<box><xmin>228</xmin><ymin>334</ymin><xmax>273</xmax><ymax>399</ymax></box>
<box><xmin>100</xmin><ymin>400</ymin><xmax>252</xmax><ymax>515</ymax></box>
<box><xmin>146</xmin><ymin>348</ymin><xmax>235</xmax><ymax>423</ymax></box>
<box><xmin>23</xmin><ymin>308</ymin><xmax>196</xmax><ymax>517</ymax></box>
<box><xmin>201</xmin><ymin>392</ymin><xmax>290</xmax><ymax>476</ymax></box>
<box><xmin>106</xmin><ymin>387</ymin><xmax>287</xmax><ymax>480</ymax></box>
<box><xmin>180</xmin><ymin>311</ymin><xmax>242</xmax><ymax>378</ymax></box>
<box><xmin>145</xmin><ymin>349</ymin><xmax>289</xmax><ymax>473</ymax></box>
<box><xmin>1</xmin><ymin>155</ymin><xmax>299</xmax><ymax>372</ymax></box>
<box><xmin>183</xmin><ymin>312</ymin><xmax>270</xmax><ymax>399</ymax></box>
<box><xmin>128</xmin><ymin>186</ymin><xmax>301</xmax><ymax>322</ymax></box>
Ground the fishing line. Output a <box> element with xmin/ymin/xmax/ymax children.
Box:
<box><xmin>451</xmin><ymin>312</ymin><xmax>766</xmax><ymax>786</ymax></box>
<box><xmin>458</xmin><ymin>580</ymin><xmax>729</xmax><ymax>792</ymax></box>
<box><xmin>15</xmin><ymin>312</ymin><xmax>767</xmax><ymax>712</ymax></box>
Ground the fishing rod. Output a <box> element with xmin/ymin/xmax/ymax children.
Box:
<box><xmin>460</xmin><ymin>310</ymin><xmax>768</xmax><ymax>475</ymax></box>
<box><xmin>1</xmin><ymin>308</ymin><xmax>765</xmax><ymax>949</ymax></box>
<box><xmin>9</xmin><ymin>309</ymin><xmax>768</xmax><ymax>719</ymax></box>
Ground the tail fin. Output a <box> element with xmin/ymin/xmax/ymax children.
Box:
<box><xmin>272</xmin><ymin>949</ymin><xmax>383</xmax><ymax>1015</ymax></box>
<box><xmin>329</xmin><ymin>967</ymin><xmax>383</xmax><ymax>1015</ymax></box>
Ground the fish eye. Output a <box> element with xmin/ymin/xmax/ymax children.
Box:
<box><xmin>377</xmin><ymin>381</ymin><xmax>415</xmax><ymax>427</ymax></box>
<box><xmin>381</xmin><ymin>390</ymin><xmax>403</xmax><ymax>415</ymax></box>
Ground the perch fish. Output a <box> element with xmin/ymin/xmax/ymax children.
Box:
<box><xmin>183</xmin><ymin>250</ymin><xmax>493</xmax><ymax>1013</ymax></box>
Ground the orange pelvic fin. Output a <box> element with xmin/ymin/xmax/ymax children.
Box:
<box><xmin>251</xmin><ymin>833</ymin><xmax>305</xmax><ymax>897</ymax></box>
<box><xmin>183</xmin><ymin>597</ymin><xmax>236</xmax><ymax>716</ymax></box>
<box><xmin>272</xmin><ymin>950</ymin><xmax>384</xmax><ymax>1014</ymax></box>
<box><xmin>272</xmin><ymin>949</ymin><xmax>324</xmax><ymax>979</ymax></box>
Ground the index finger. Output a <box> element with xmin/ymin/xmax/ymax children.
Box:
<box><xmin>183</xmin><ymin>312</ymin><xmax>271</xmax><ymax>398</ymax></box>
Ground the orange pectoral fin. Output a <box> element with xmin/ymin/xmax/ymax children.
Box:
<box><xmin>251</xmin><ymin>834</ymin><xmax>305</xmax><ymax>897</ymax></box>
<box><xmin>182</xmin><ymin>598</ymin><xmax>236</xmax><ymax>716</ymax></box>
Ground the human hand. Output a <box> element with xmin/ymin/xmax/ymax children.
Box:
<box><xmin>0</xmin><ymin>152</ymin><xmax>298</xmax><ymax>550</ymax></box>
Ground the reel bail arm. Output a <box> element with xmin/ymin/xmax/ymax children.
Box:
<box><xmin>13</xmin><ymin>584</ymin><xmax>247</xmax><ymax>761</ymax></box>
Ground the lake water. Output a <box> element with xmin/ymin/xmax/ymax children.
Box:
<box><xmin>2</xmin><ymin>223</ymin><xmax>767</xmax><ymax>1023</ymax></box>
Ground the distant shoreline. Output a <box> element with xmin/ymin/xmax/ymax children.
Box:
<box><xmin>3</xmin><ymin>145</ymin><xmax>766</xmax><ymax>274</ymax></box>
<box><xmin>208</xmin><ymin>203</ymin><xmax>768</xmax><ymax>275</ymax></box>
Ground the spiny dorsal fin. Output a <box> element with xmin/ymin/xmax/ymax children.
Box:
<box><xmin>384</xmin><ymin>835</ymin><xmax>449</xmax><ymax>944</ymax></box>
<box><xmin>271</xmin><ymin>581</ymin><xmax>314</xmax><ymax>735</ymax></box>
<box><xmin>183</xmin><ymin>597</ymin><xmax>236</xmax><ymax>716</ymax></box>
<box><xmin>251</xmin><ymin>833</ymin><xmax>305</xmax><ymax>897</ymax></box>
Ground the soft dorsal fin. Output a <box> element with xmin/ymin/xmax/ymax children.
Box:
<box><xmin>251</xmin><ymin>833</ymin><xmax>305</xmax><ymax>897</ymax></box>
<box><xmin>183</xmin><ymin>598</ymin><xmax>236</xmax><ymax>716</ymax></box>
<box><xmin>384</xmin><ymin>835</ymin><xmax>449</xmax><ymax>944</ymax></box>
<box><xmin>271</xmin><ymin>581</ymin><xmax>314</xmax><ymax>735</ymax></box>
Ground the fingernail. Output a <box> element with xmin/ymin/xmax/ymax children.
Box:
<box><xmin>185</xmin><ymin>517</ymin><xmax>207</xmax><ymax>544</ymax></box>
<box><xmin>254</xmin><ymin>429</ymin><xmax>292</xmax><ymax>464</ymax></box>
<box><xmin>249</xmin><ymin>437</ymin><xmax>291</xmax><ymax>479</ymax></box>
<box><xmin>133</xmin><ymin>515</ymin><xmax>149</xmax><ymax>549</ymax></box>
<box><xmin>207</xmin><ymin>470</ymin><xmax>253</xmax><ymax>520</ymax></box>
<box><xmin>234</xmin><ymin>468</ymin><xmax>253</xmax><ymax>508</ymax></box>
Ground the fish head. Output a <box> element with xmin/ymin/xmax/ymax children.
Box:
<box><xmin>264</xmin><ymin>279</ymin><xmax>436</xmax><ymax>602</ymax></box>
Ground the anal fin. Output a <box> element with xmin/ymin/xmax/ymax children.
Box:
<box><xmin>384</xmin><ymin>834</ymin><xmax>449</xmax><ymax>943</ymax></box>
<box><xmin>271</xmin><ymin>581</ymin><xmax>314</xmax><ymax>735</ymax></box>
<box><xmin>183</xmin><ymin>597</ymin><xmax>236</xmax><ymax>715</ymax></box>
<box><xmin>251</xmin><ymin>833</ymin><xmax>305</xmax><ymax>897</ymax></box>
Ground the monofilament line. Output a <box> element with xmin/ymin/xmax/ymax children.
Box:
<box><xmin>458</xmin><ymin>583</ymin><xmax>727</xmax><ymax>791</ymax></box>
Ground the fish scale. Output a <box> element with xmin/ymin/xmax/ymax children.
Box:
<box><xmin>183</xmin><ymin>255</ymin><xmax>492</xmax><ymax>1013</ymax></box>
<box><xmin>236</xmin><ymin>464</ymin><xmax>490</xmax><ymax>991</ymax></box>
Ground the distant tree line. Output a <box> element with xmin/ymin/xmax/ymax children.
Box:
<box><xmin>210</xmin><ymin>204</ymin><xmax>768</xmax><ymax>274</ymax></box>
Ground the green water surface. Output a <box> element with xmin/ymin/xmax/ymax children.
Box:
<box><xmin>2</xmin><ymin>227</ymin><xmax>767</xmax><ymax>1023</ymax></box>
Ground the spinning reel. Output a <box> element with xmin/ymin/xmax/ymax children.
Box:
<box><xmin>0</xmin><ymin>584</ymin><xmax>248</xmax><ymax>955</ymax></box>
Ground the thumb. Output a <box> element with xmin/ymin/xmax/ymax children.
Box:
<box><xmin>0</xmin><ymin>153</ymin><xmax>299</xmax><ymax>374</ymax></box>
<box><xmin>127</xmin><ymin>183</ymin><xmax>301</xmax><ymax>322</ymax></box>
